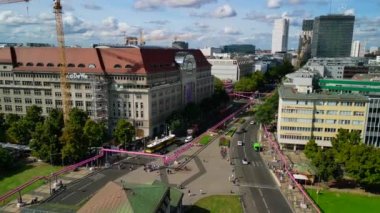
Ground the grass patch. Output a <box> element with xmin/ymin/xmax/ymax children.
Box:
<box><xmin>226</xmin><ymin>127</ymin><xmax>237</xmax><ymax>137</ymax></box>
<box><xmin>199</xmin><ymin>135</ymin><xmax>212</xmax><ymax>145</ymax></box>
<box><xmin>0</xmin><ymin>163</ymin><xmax>62</xmax><ymax>205</ymax></box>
<box><xmin>238</xmin><ymin>118</ymin><xmax>246</xmax><ymax>124</ymax></box>
<box><xmin>307</xmin><ymin>188</ymin><xmax>380</xmax><ymax>213</ymax></box>
<box><xmin>187</xmin><ymin>195</ymin><xmax>243</xmax><ymax>213</ymax></box>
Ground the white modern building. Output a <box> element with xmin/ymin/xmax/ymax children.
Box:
<box><xmin>271</xmin><ymin>18</ymin><xmax>289</xmax><ymax>54</ymax></box>
<box><xmin>207</xmin><ymin>57</ymin><xmax>254</xmax><ymax>82</ymax></box>
<box><xmin>200</xmin><ymin>47</ymin><xmax>222</xmax><ymax>58</ymax></box>
<box><xmin>351</xmin><ymin>40</ymin><xmax>365</xmax><ymax>57</ymax></box>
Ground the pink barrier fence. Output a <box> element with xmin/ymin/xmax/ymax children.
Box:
<box><xmin>0</xmin><ymin>152</ymin><xmax>104</xmax><ymax>203</ymax></box>
<box><xmin>263</xmin><ymin>126</ymin><xmax>321</xmax><ymax>213</ymax></box>
<box><xmin>102</xmin><ymin>148</ymin><xmax>164</xmax><ymax>158</ymax></box>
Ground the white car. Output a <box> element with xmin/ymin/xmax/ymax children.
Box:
<box><xmin>242</xmin><ymin>158</ymin><xmax>249</xmax><ymax>165</ymax></box>
<box><xmin>237</xmin><ymin>140</ymin><xmax>243</xmax><ymax>146</ymax></box>
<box><xmin>250</xmin><ymin>121</ymin><xmax>255</xmax><ymax>125</ymax></box>
<box><xmin>184</xmin><ymin>136</ymin><xmax>193</xmax><ymax>143</ymax></box>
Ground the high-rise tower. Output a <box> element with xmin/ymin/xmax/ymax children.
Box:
<box><xmin>311</xmin><ymin>15</ymin><xmax>355</xmax><ymax>57</ymax></box>
<box><xmin>272</xmin><ymin>18</ymin><xmax>289</xmax><ymax>54</ymax></box>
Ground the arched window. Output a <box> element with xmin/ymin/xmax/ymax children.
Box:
<box><xmin>36</xmin><ymin>63</ymin><xmax>44</xmax><ymax>67</ymax></box>
<box><xmin>114</xmin><ymin>64</ymin><xmax>122</xmax><ymax>68</ymax></box>
<box><xmin>16</xmin><ymin>62</ymin><xmax>23</xmax><ymax>66</ymax></box>
<box><xmin>88</xmin><ymin>64</ymin><xmax>96</xmax><ymax>68</ymax></box>
<box><xmin>125</xmin><ymin>64</ymin><xmax>133</xmax><ymax>69</ymax></box>
<box><xmin>47</xmin><ymin>63</ymin><xmax>54</xmax><ymax>67</ymax></box>
<box><xmin>78</xmin><ymin>64</ymin><xmax>85</xmax><ymax>68</ymax></box>
<box><xmin>26</xmin><ymin>62</ymin><xmax>34</xmax><ymax>66</ymax></box>
<box><xmin>57</xmin><ymin>63</ymin><xmax>63</xmax><ymax>67</ymax></box>
<box><xmin>68</xmin><ymin>63</ymin><xmax>75</xmax><ymax>67</ymax></box>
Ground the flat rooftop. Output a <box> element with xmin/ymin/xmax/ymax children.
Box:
<box><xmin>279</xmin><ymin>85</ymin><xmax>368</xmax><ymax>102</ymax></box>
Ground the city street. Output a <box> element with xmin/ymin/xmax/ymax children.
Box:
<box><xmin>232</xmin><ymin>119</ymin><xmax>292</xmax><ymax>213</ymax></box>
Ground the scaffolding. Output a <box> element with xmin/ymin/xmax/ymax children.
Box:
<box><xmin>91</xmin><ymin>76</ymin><xmax>109</xmax><ymax>122</ymax></box>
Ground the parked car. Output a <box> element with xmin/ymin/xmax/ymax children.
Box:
<box><xmin>242</xmin><ymin>158</ymin><xmax>249</xmax><ymax>165</ymax></box>
<box><xmin>250</xmin><ymin>121</ymin><xmax>255</xmax><ymax>125</ymax></box>
<box><xmin>184</xmin><ymin>136</ymin><xmax>193</xmax><ymax>143</ymax></box>
<box><xmin>237</xmin><ymin>140</ymin><xmax>243</xmax><ymax>146</ymax></box>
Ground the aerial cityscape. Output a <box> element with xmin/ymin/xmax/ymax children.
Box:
<box><xmin>0</xmin><ymin>0</ymin><xmax>379</xmax><ymax>213</ymax></box>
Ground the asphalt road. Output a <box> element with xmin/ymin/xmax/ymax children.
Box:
<box><xmin>47</xmin><ymin>156</ymin><xmax>152</xmax><ymax>206</ymax></box>
<box><xmin>232</xmin><ymin>120</ymin><xmax>292</xmax><ymax>213</ymax></box>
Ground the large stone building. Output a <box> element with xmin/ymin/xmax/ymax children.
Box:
<box><xmin>311</xmin><ymin>15</ymin><xmax>355</xmax><ymax>57</ymax></box>
<box><xmin>0</xmin><ymin>47</ymin><xmax>214</xmax><ymax>138</ymax></box>
<box><xmin>207</xmin><ymin>57</ymin><xmax>254</xmax><ymax>82</ymax></box>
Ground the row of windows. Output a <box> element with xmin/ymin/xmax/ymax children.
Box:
<box><xmin>283</xmin><ymin>100</ymin><xmax>366</xmax><ymax>107</ymax></box>
<box><xmin>281</xmin><ymin>126</ymin><xmax>337</xmax><ymax>133</ymax></box>
<box><xmin>16</xmin><ymin>62</ymin><xmax>97</xmax><ymax>69</ymax></box>
<box><xmin>281</xmin><ymin>117</ymin><xmax>364</xmax><ymax>125</ymax></box>
<box><xmin>111</xmin><ymin>110</ymin><xmax>144</xmax><ymax>118</ymax></box>
<box><xmin>280</xmin><ymin>135</ymin><xmax>335</xmax><ymax>142</ymax></box>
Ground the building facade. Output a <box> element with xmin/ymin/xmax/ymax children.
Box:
<box><xmin>272</xmin><ymin>18</ymin><xmax>289</xmax><ymax>54</ymax></box>
<box><xmin>311</xmin><ymin>15</ymin><xmax>355</xmax><ymax>57</ymax></box>
<box><xmin>0</xmin><ymin>47</ymin><xmax>214</xmax><ymax>138</ymax></box>
<box><xmin>277</xmin><ymin>85</ymin><xmax>368</xmax><ymax>149</ymax></box>
<box><xmin>172</xmin><ymin>41</ymin><xmax>189</xmax><ymax>50</ymax></box>
<box><xmin>297</xmin><ymin>20</ymin><xmax>314</xmax><ymax>66</ymax></box>
<box><xmin>319</xmin><ymin>78</ymin><xmax>380</xmax><ymax>147</ymax></box>
<box><xmin>207</xmin><ymin>58</ymin><xmax>253</xmax><ymax>82</ymax></box>
<box><xmin>351</xmin><ymin>40</ymin><xmax>365</xmax><ymax>57</ymax></box>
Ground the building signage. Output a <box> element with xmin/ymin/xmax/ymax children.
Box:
<box><xmin>66</xmin><ymin>73</ymin><xmax>88</xmax><ymax>80</ymax></box>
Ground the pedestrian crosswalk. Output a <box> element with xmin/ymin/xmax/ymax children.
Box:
<box><xmin>250</xmin><ymin>161</ymin><xmax>263</xmax><ymax>167</ymax></box>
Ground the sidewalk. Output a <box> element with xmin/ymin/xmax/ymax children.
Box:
<box><xmin>258</xmin><ymin>127</ymin><xmax>317</xmax><ymax>213</ymax></box>
<box><xmin>1</xmin><ymin>168</ymin><xmax>94</xmax><ymax>213</ymax></box>
<box><xmin>116</xmin><ymin>133</ymin><xmax>240</xmax><ymax>206</ymax></box>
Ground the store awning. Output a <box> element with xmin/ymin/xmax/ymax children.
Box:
<box><xmin>293</xmin><ymin>174</ymin><xmax>308</xmax><ymax>180</ymax></box>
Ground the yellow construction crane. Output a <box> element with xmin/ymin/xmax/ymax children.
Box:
<box><xmin>0</xmin><ymin>0</ymin><xmax>71</xmax><ymax>122</ymax></box>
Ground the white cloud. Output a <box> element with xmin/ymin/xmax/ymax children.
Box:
<box><xmin>344</xmin><ymin>9</ymin><xmax>355</xmax><ymax>16</ymax></box>
<box><xmin>223</xmin><ymin>26</ymin><xmax>241</xmax><ymax>35</ymax></box>
<box><xmin>289</xmin><ymin>0</ymin><xmax>301</xmax><ymax>4</ymax></box>
<box><xmin>212</xmin><ymin>4</ymin><xmax>237</xmax><ymax>18</ymax></box>
<box><xmin>134</xmin><ymin>0</ymin><xmax>216</xmax><ymax>10</ymax></box>
<box><xmin>267</xmin><ymin>0</ymin><xmax>282</xmax><ymax>8</ymax></box>
<box><xmin>0</xmin><ymin>10</ymin><xmax>38</xmax><ymax>25</ymax></box>
<box><xmin>145</xmin><ymin>29</ymin><xmax>171</xmax><ymax>41</ymax></box>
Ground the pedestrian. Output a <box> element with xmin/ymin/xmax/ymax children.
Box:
<box><xmin>188</xmin><ymin>189</ymin><xmax>191</xmax><ymax>197</ymax></box>
<box><xmin>200</xmin><ymin>189</ymin><xmax>203</xmax><ymax>195</ymax></box>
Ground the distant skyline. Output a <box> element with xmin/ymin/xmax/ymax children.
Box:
<box><xmin>0</xmin><ymin>0</ymin><xmax>379</xmax><ymax>49</ymax></box>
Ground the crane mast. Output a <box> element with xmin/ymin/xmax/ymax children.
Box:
<box><xmin>54</xmin><ymin>0</ymin><xmax>70</xmax><ymax>122</ymax></box>
<box><xmin>0</xmin><ymin>0</ymin><xmax>71</xmax><ymax>122</ymax></box>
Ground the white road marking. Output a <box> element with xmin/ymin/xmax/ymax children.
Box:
<box><xmin>60</xmin><ymin>191</ymin><xmax>75</xmax><ymax>201</ymax></box>
<box><xmin>77</xmin><ymin>181</ymin><xmax>93</xmax><ymax>190</ymax></box>
<box><xmin>259</xmin><ymin>188</ymin><xmax>270</xmax><ymax>213</ymax></box>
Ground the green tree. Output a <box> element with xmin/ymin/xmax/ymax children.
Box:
<box><xmin>0</xmin><ymin>113</ymin><xmax>6</xmax><ymax>142</ymax></box>
<box><xmin>0</xmin><ymin>146</ymin><xmax>13</xmax><ymax>171</ymax></box>
<box><xmin>254</xmin><ymin>91</ymin><xmax>279</xmax><ymax>125</ymax></box>
<box><xmin>7</xmin><ymin>119</ymin><xmax>32</xmax><ymax>144</ymax></box>
<box><xmin>29</xmin><ymin>109</ymin><xmax>64</xmax><ymax>165</ymax></box>
<box><xmin>312</xmin><ymin>149</ymin><xmax>343</xmax><ymax>182</ymax></box>
<box><xmin>113</xmin><ymin>119</ymin><xmax>135</xmax><ymax>147</ymax></box>
<box><xmin>84</xmin><ymin>120</ymin><xmax>107</xmax><ymax>148</ymax></box>
<box><xmin>24</xmin><ymin>105</ymin><xmax>44</xmax><ymax>127</ymax></box>
<box><xmin>5</xmin><ymin>114</ymin><xmax>20</xmax><ymax>127</ymax></box>
<box><xmin>234</xmin><ymin>77</ymin><xmax>255</xmax><ymax>92</ymax></box>
<box><xmin>60</xmin><ymin>108</ymin><xmax>89</xmax><ymax>163</ymax></box>
<box><xmin>304</xmin><ymin>139</ymin><xmax>319</xmax><ymax>160</ymax></box>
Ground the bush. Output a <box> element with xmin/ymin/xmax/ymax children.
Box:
<box><xmin>219</xmin><ymin>137</ymin><xmax>230</xmax><ymax>147</ymax></box>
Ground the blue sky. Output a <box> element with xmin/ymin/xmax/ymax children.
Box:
<box><xmin>0</xmin><ymin>0</ymin><xmax>379</xmax><ymax>49</ymax></box>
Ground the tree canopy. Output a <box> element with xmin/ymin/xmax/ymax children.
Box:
<box><xmin>113</xmin><ymin>119</ymin><xmax>135</xmax><ymax>147</ymax></box>
<box><xmin>305</xmin><ymin>129</ymin><xmax>380</xmax><ymax>187</ymax></box>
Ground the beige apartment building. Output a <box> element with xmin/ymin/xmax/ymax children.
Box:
<box><xmin>0</xmin><ymin>47</ymin><xmax>214</xmax><ymax>137</ymax></box>
<box><xmin>277</xmin><ymin>85</ymin><xmax>368</xmax><ymax>149</ymax></box>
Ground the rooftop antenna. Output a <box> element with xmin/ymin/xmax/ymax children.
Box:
<box><xmin>329</xmin><ymin>0</ymin><xmax>332</xmax><ymax>14</ymax></box>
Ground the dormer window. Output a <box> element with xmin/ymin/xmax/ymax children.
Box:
<box><xmin>88</xmin><ymin>64</ymin><xmax>96</xmax><ymax>69</ymax></box>
<box><xmin>26</xmin><ymin>62</ymin><xmax>34</xmax><ymax>66</ymax></box>
<box><xmin>125</xmin><ymin>64</ymin><xmax>133</xmax><ymax>69</ymax></box>
<box><xmin>57</xmin><ymin>63</ymin><xmax>63</xmax><ymax>67</ymax></box>
<box><xmin>114</xmin><ymin>64</ymin><xmax>122</xmax><ymax>68</ymax></box>
<box><xmin>36</xmin><ymin>63</ymin><xmax>44</xmax><ymax>67</ymax></box>
<box><xmin>47</xmin><ymin>63</ymin><xmax>54</xmax><ymax>67</ymax></box>
<box><xmin>78</xmin><ymin>64</ymin><xmax>85</xmax><ymax>68</ymax></box>
<box><xmin>68</xmin><ymin>63</ymin><xmax>75</xmax><ymax>67</ymax></box>
<box><xmin>16</xmin><ymin>62</ymin><xmax>23</xmax><ymax>66</ymax></box>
